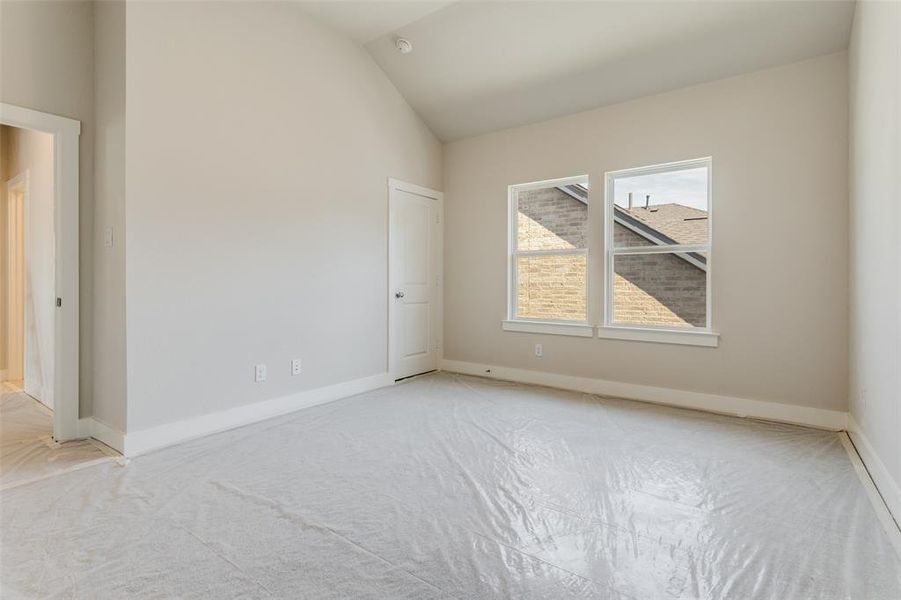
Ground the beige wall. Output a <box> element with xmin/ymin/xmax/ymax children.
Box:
<box><xmin>92</xmin><ymin>0</ymin><xmax>126</xmax><ymax>431</ymax></box>
<box><xmin>124</xmin><ymin>2</ymin><xmax>442</xmax><ymax>431</ymax></box>
<box><xmin>444</xmin><ymin>52</ymin><xmax>849</xmax><ymax>411</ymax></box>
<box><xmin>0</xmin><ymin>2</ymin><xmax>859</xmax><ymax>441</ymax></box>
<box><xmin>0</xmin><ymin>124</ymin><xmax>8</xmax><ymax>177</ymax></box>
<box><xmin>1</xmin><ymin>0</ymin><xmax>95</xmax><ymax>414</ymax></box>
<box><xmin>0</xmin><ymin>126</ymin><xmax>8</xmax><ymax>372</ymax></box>
<box><xmin>849</xmin><ymin>1</ymin><xmax>901</xmax><ymax>502</ymax></box>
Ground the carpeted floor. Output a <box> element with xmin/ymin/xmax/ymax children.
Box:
<box><xmin>1</xmin><ymin>372</ymin><xmax>899</xmax><ymax>598</ymax></box>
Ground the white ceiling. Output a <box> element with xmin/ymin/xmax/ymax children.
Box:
<box><xmin>300</xmin><ymin>1</ymin><xmax>457</xmax><ymax>43</ymax></box>
<box><xmin>301</xmin><ymin>1</ymin><xmax>856</xmax><ymax>141</ymax></box>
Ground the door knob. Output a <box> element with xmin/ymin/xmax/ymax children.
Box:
<box><xmin>395</xmin><ymin>291</ymin><xmax>405</xmax><ymax>298</ymax></box>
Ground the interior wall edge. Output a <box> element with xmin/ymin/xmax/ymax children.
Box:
<box><xmin>89</xmin><ymin>0</ymin><xmax>128</xmax><ymax>432</ymax></box>
<box><xmin>78</xmin><ymin>416</ymin><xmax>125</xmax><ymax>455</ymax></box>
<box><xmin>848</xmin><ymin>415</ymin><xmax>901</xmax><ymax>531</ymax></box>
<box><xmin>439</xmin><ymin>359</ymin><xmax>848</xmax><ymax>431</ymax></box>
<box><xmin>847</xmin><ymin>0</ymin><xmax>901</xmax><ymax>531</ymax></box>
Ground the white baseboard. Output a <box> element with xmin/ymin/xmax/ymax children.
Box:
<box><xmin>440</xmin><ymin>359</ymin><xmax>848</xmax><ymax>431</ymax></box>
<box><xmin>119</xmin><ymin>372</ymin><xmax>393</xmax><ymax>457</ymax></box>
<box><xmin>847</xmin><ymin>415</ymin><xmax>901</xmax><ymax>529</ymax></box>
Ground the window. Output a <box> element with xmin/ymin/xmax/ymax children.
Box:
<box><xmin>503</xmin><ymin>162</ymin><xmax>716</xmax><ymax>346</ymax></box>
<box><xmin>506</xmin><ymin>176</ymin><xmax>590</xmax><ymax>329</ymax></box>
<box><xmin>604</xmin><ymin>158</ymin><xmax>712</xmax><ymax>336</ymax></box>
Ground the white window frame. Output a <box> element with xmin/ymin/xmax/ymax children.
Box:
<box><xmin>600</xmin><ymin>157</ymin><xmax>718</xmax><ymax>347</ymax></box>
<box><xmin>504</xmin><ymin>175</ymin><xmax>593</xmax><ymax>337</ymax></box>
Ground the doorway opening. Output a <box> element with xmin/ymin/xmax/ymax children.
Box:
<box><xmin>0</xmin><ymin>104</ymin><xmax>81</xmax><ymax>443</ymax></box>
<box><xmin>2</xmin><ymin>127</ymin><xmax>53</xmax><ymax>411</ymax></box>
<box><xmin>0</xmin><ymin>122</ymin><xmax>115</xmax><ymax>489</ymax></box>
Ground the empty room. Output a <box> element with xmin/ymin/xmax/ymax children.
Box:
<box><xmin>1</xmin><ymin>0</ymin><xmax>899</xmax><ymax>598</ymax></box>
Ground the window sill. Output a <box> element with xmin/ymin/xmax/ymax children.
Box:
<box><xmin>502</xmin><ymin>320</ymin><xmax>594</xmax><ymax>337</ymax></box>
<box><xmin>597</xmin><ymin>326</ymin><xmax>719</xmax><ymax>347</ymax></box>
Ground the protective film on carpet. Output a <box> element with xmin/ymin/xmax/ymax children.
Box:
<box><xmin>1</xmin><ymin>390</ymin><xmax>115</xmax><ymax>490</ymax></box>
<box><xmin>1</xmin><ymin>372</ymin><xmax>899</xmax><ymax>599</ymax></box>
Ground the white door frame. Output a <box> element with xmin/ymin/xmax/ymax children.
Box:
<box><xmin>1</xmin><ymin>103</ymin><xmax>81</xmax><ymax>441</ymax></box>
<box><xmin>387</xmin><ymin>178</ymin><xmax>443</xmax><ymax>380</ymax></box>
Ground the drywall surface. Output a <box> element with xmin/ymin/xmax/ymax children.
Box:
<box><xmin>444</xmin><ymin>53</ymin><xmax>849</xmax><ymax>411</ymax></box>
<box><xmin>91</xmin><ymin>0</ymin><xmax>127</xmax><ymax>432</ymax></box>
<box><xmin>5</xmin><ymin>127</ymin><xmax>55</xmax><ymax>407</ymax></box>
<box><xmin>849</xmin><ymin>1</ymin><xmax>901</xmax><ymax>507</ymax></box>
<box><xmin>0</xmin><ymin>0</ymin><xmax>95</xmax><ymax>414</ymax></box>
<box><xmin>124</xmin><ymin>2</ymin><xmax>441</xmax><ymax>431</ymax></box>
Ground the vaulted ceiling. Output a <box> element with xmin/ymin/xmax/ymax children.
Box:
<box><xmin>301</xmin><ymin>1</ymin><xmax>856</xmax><ymax>141</ymax></box>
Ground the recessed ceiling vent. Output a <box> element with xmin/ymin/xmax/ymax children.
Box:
<box><xmin>395</xmin><ymin>38</ymin><xmax>413</xmax><ymax>54</ymax></box>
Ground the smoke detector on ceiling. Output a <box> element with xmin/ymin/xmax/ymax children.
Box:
<box><xmin>395</xmin><ymin>38</ymin><xmax>413</xmax><ymax>54</ymax></box>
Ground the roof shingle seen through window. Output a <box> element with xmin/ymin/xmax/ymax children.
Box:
<box><xmin>619</xmin><ymin>203</ymin><xmax>709</xmax><ymax>246</ymax></box>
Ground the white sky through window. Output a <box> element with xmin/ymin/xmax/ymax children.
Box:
<box><xmin>613</xmin><ymin>166</ymin><xmax>708</xmax><ymax>211</ymax></box>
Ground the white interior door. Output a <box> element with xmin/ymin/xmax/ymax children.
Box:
<box><xmin>389</xmin><ymin>180</ymin><xmax>442</xmax><ymax>381</ymax></box>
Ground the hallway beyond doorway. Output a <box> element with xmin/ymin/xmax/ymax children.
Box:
<box><xmin>0</xmin><ymin>382</ymin><xmax>115</xmax><ymax>490</ymax></box>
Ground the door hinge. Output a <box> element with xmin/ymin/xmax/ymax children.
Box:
<box><xmin>56</xmin><ymin>298</ymin><xmax>62</xmax><ymax>307</ymax></box>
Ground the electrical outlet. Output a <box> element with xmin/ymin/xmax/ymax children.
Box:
<box><xmin>291</xmin><ymin>358</ymin><xmax>302</xmax><ymax>376</ymax></box>
<box><xmin>534</xmin><ymin>343</ymin><xmax>543</xmax><ymax>358</ymax></box>
<box><xmin>254</xmin><ymin>364</ymin><xmax>267</xmax><ymax>383</ymax></box>
<box><xmin>104</xmin><ymin>227</ymin><xmax>114</xmax><ymax>248</ymax></box>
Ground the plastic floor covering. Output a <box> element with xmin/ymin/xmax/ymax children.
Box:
<box><xmin>1</xmin><ymin>372</ymin><xmax>899</xmax><ymax>599</ymax></box>
<box><xmin>1</xmin><ymin>388</ymin><xmax>115</xmax><ymax>491</ymax></box>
